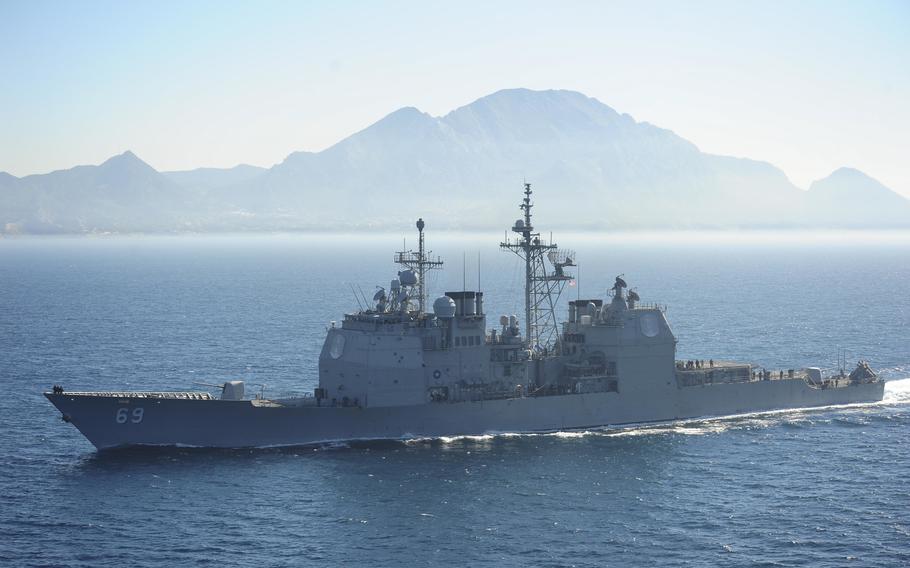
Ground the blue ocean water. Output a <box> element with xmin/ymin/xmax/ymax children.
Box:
<box><xmin>1</xmin><ymin>232</ymin><xmax>908</xmax><ymax>567</ymax></box>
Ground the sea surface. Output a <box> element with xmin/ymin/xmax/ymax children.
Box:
<box><xmin>1</xmin><ymin>231</ymin><xmax>908</xmax><ymax>567</ymax></box>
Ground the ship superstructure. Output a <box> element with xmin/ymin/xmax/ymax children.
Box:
<box><xmin>45</xmin><ymin>184</ymin><xmax>885</xmax><ymax>450</ymax></box>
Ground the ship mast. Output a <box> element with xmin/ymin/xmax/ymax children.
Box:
<box><xmin>395</xmin><ymin>218</ymin><xmax>443</xmax><ymax>315</ymax></box>
<box><xmin>500</xmin><ymin>183</ymin><xmax>575</xmax><ymax>351</ymax></box>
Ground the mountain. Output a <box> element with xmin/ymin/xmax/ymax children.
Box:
<box><xmin>216</xmin><ymin>89</ymin><xmax>831</xmax><ymax>229</ymax></box>
<box><xmin>1</xmin><ymin>89</ymin><xmax>908</xmax><ymax>233</ymax></box>
<box><xmin>1</xmin><ymin>151</ymin><xmax>198</xmax><ymax>233</ymax></box>
<box><xmin>163</xmin><ymin>164</ymin><xmax>266</xmax><ymax>193</ymax></box>
<box><xmin>805</xmin><ymin>168</ymin><xmax>910</xmax><ymax>228</ymax></box>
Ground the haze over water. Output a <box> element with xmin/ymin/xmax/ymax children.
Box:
<box><xmin>1</xmin><ymin>232</ymin><xmax>908</xmax><ymax>567</ymax></box>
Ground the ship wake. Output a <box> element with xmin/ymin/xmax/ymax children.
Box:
<box><xmin>883</xmin><ymin>376</ymin><xmax>910</xmax><ymax>404</ymax></box>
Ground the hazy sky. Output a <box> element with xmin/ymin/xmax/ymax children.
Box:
<box><xmin>1</xmin><ymin>0</ymin><xmax>908</xmax><ymax>196</ymax></box>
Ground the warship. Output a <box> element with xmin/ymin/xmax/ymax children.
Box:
<box><xmin>46</xmin><ymin>184</ymin><xmax>885</xmax><ymax>450</ymax></box>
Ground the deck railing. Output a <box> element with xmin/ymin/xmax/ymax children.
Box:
<box><xmin>51</xmin><ymin>391</ymin><xmax>215</xmax><ymax>400</ymax></box>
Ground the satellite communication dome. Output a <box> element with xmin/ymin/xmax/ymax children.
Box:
<box><xmin>515</xmin><ymin>219</ymin><xmax>525</xmax><ymax>228</ymax></box>
<box><xmin>398</xmin><ymin>269</ymin><xmax>418</xmax><ymax>287</ymax></box>
<box><xmin>433</xmin><ymin>296</ymin><xmax>456</xmax><ymax>318</ymax></box>
<box><xmin>499</xmin><ymin>315</ymin><xmax>509</xmax><ymax>326</ymax></box>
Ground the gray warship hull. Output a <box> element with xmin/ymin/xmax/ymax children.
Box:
<box><xmin>46</xmin><ymin>378</ymin><xmax>885</xmax><ymax>450</ymax></box>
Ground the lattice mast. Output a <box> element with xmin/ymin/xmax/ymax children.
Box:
<box><xmin>500</xmin><ymin>184</ymin><xmax>575</xmax><ymax>351</ymax></box>
<box><xmin>394</xmin><ymin>218</ymin><xmax>444</xmax><ymax>314</ymax></box>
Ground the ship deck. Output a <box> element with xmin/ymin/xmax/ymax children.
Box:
<box><xmin>47</xmin><ymin>391</ymin><xmax>215</xmax><ymax>400</ymax></box>
<box><xmin>675</xmin><ymin>360</ymin><xmax>869</xmax><ymax>389</ymax></box>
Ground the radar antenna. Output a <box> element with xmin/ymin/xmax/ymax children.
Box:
<box><xmin>394</xmin><ymin>218</ymin><xmax>444</xmax><ymax>315</ymax></box>
<box><xmin>500</xmin><ymin>183</ymin><xmax>575</xmax><ymax>352</ymax></box>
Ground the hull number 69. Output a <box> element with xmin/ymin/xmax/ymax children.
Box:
<box><xmin>116</xmin><ymin>407</ymin><xmax>144</xmax><ymax>424</ymax></box>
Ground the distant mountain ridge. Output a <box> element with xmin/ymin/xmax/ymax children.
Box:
<box><xmin>2</xmin><ymin>89</ymin><xmax>908</xmax><ymax>233</ymax></box>
<box><xmin>2</xmin><ymin>151</ymin><xmax>196</xmax><ymax>233</ymax></box>
<box><xmin>163</xmin><ymin>164</ymin><xmax>266</xmax><ymax>193</ymax></box>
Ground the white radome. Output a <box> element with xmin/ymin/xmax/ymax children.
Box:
<box><xmin>433</xmin><ymin>296</ymin><xmax>456</xmax><ymax>318</ymax></box>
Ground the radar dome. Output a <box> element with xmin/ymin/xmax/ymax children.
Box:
<box><xmin>433</xmin><ymin>296</ymin><xmax>456</xmax><ymax>318</ymax></box>
<box><xmin>398</xmin><ymin>269</ymin><xmax>418</xmax><ymax>287</ymax></box>
<box><xmin>515</xmin><ymin>219</ymin><xmax>525</xmax><ymax>228</ymax></box>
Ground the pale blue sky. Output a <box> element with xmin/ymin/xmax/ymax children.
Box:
<box><xmin>1</xmin><ymin>0</ymin><xmax>908</xmax><ymax>195</ymax></box>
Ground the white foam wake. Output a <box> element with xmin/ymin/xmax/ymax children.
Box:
<box><xmin>883</xmin><ymin>377</ymin><xmax>910</xmax><ymax>405</ymax></box>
